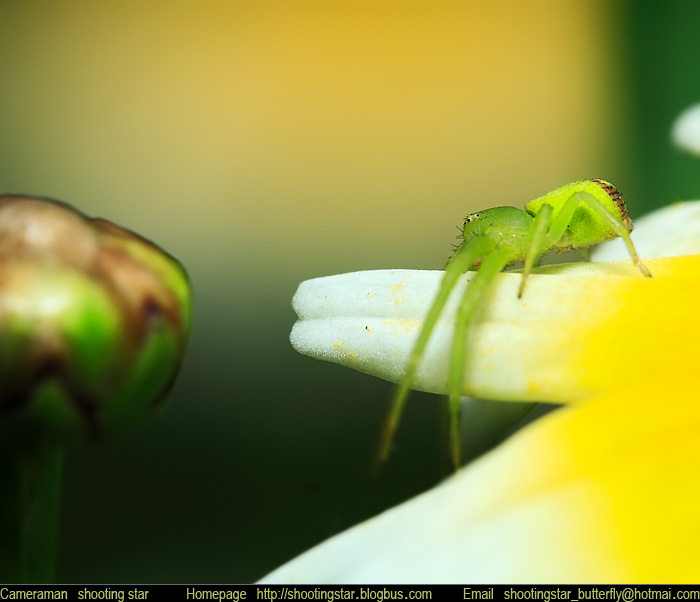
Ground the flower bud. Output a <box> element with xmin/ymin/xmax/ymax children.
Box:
<box><xmin>0</xmin><ymin>195</ymin><xmax>191</xmax><ymax>447</ymax></box>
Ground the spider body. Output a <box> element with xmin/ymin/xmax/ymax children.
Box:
<box><xmin>377</xmin><ymin>179</ymin><xmax>651</xmax><ymax>470</ymax></box>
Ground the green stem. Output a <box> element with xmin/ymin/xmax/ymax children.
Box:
<box><xmin>0</xmin><ymin>443</ymin><xmax>64</xmax><ymax>583</ymax></box>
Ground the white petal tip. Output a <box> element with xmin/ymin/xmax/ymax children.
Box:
<box><xmin>672</xmin><ymin>104</ymin><xmax>700</xmax><ymax>155</ymax></box>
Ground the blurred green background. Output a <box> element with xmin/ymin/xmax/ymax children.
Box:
<box><xmin>1</xmin><ymin>0</ymin><xmax>700</xmax><ymax>583</ymax></box>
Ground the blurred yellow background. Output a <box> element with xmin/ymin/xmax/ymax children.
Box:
<box><xmin>1</xmin><ymin>1</ymin><xmax>624</xmax><ymax>279</ymax></box>
<box><xmin>0</xmin><ymin>0</ymin><xmax>630</xmax><ymax>583</ymax></box>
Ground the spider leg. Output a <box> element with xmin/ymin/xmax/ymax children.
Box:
<box><xmin>518</xmin><ymin>203</ymin><xmax>553</xmax><ymax>298</ymax></box>
<box><xmin>448</xmin><ymin>244</ymin><xmax>514</xmax><ymax>469</ymax></box>
<box><xmin>572</xmin><ymin>191</ymin><xmax>652</xmax><ymax>277</ymax></box>
<box><xmin>542</xmin><ymin>191</ymin><xmax>651</xmax><ymax>277</ymax></box>
<box><xmin>375</xmin><ymin>235</ymin><xmax>496</xmax><ymax>471</ymax></box>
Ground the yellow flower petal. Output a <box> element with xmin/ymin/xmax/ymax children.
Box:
<box><xmin>260</xmin><ymin>379</ymin><xmax>700</xmax><ymax>583</ymax></box>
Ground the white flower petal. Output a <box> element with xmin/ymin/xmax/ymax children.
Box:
<box><xmin>672</xmin><ymin>103</ymin><xmax>700</xmax><ymax>155</ymax></box>
<box><xmin>291</xmin><ymin>259</ymin><xmax>662</xmax><ymax>403</ymax></box>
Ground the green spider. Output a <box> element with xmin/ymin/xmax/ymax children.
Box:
<box><xmin>377</xmin><ymin>179</ymin><xmax>651</xmax><ymax>470</ymax></box>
